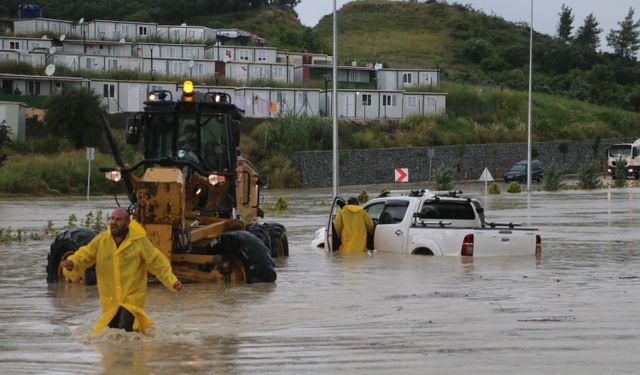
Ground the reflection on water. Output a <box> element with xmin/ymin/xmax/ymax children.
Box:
<box><xmin>1</xmin><ymin>187</ymin><xmax>639</xmax><ymax>374</ymax></box>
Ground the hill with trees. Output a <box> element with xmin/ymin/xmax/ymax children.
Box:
<box><xmin>314</xmin><ymin>1</ymin><xmax>640</xmax><ymax>113</ymax></box>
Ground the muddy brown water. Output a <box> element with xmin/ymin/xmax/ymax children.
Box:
<box><xmin>0</xmin><ymin>186</ymin><xmax>639</xmax><ymax>374</ymax></box>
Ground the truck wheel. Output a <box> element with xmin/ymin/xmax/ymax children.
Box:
<box><xmin>46</xmin><ymin>228</ymin><xmax>97</xmax><ymax>285</ymax></box>
<box><xmin>266</xmin><ymin>222</ymin><xmax>289</xmax><ymax>258</ymax></box>
<box><xmin>246</xmin><ymin>223</ymin><xmax>271</xmax><ymax>250</ymax></box>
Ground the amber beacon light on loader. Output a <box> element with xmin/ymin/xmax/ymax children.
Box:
<box><xmin>47</xmin><ymin>81</ymin><xmax>288</xmax><ymax>285</ymax></box>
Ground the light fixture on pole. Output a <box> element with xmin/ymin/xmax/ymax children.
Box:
<box><xmin>79</xmin><ymin>17</ymin><xmax>86</xmax><ymax>54</ymax></box>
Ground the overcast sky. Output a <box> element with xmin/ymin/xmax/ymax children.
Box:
<box><xmin>295</xmin><ymin>0</ymin><xmax>639</xmax><ymax>51</ymax></box>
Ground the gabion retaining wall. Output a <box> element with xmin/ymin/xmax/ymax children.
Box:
<box><xmin>294</xmin><ymin>138</ymin><xmax>635</xmax><ymax>187</ymax></box>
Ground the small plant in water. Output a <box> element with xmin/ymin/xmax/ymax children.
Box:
<box><xmin>613</xmin><ymin>157</ymin><xmax>627</xmax><ymax>188</ymax></box>
<box><xmin>93</xmin><ymin>210</ymin><xmax>105</xmax><ymax>232</ymax></box>
<box><xmin>433</xmin><ymin>165</ymin><xmax>455</xmax><ymax>191</ymax></box>
<box><xmin>66</xmin><ymin>214</ymin><xmax>78</xmax><ymax>229</ymax></box>
<box><xmin>543</xmin><ymin>161</ymin><xmax>565</xmax><ymax>191</ymax></box>
<box><xmin>274</xmin><ymin>196</ymin><xmax>288</xmax><ymax>211</ymax></box>
<box><xmin>82</xmin><ymin>211</ymin><xmax>95</xmax><ymax>228</ymax></box>
<box><xmin>357</xmin><ymin>190</ymin><xmax>369</xmax><ymax>203</ymax></box>
<box><xmin>44</xmin><ymin>220</ymin><xmax>55</xmax><ymax>236</ymax></box>
<box><xmin>488</xmin><ymin>182</ymin><xmax>501</xmax><ymax>194</ymax></box>
<box><xmin>506</xmin><ymin>181</ymin><xmax>522</xmax><ymax>193</ymax></box>
<box><xmin>577</xmin><ymin>159</ymin><xmax>602</xmax><ymax>190</ymax></box>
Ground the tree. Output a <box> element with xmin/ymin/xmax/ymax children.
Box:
<box><xmin>606</xmin><ymin>7</ymin><xmax>640</xmax><ymax>60</ymax></box>
<box><xmin>557</xmin><ymin>4</ymin><xmax>574</xmax><ymax>43</ymax></box>
<box><xmin>0</xmin><ymin>120</ymin><xmax>10</xmax><ymax>167</ymax></box>
<box><xmin>574</xmin><ymin>13</ymin><xmax>602</xmax><ymax>52</ymax></box>
<box><xmin>44</xmin><ymin>86</ymin><xmax>106</xmax><ymax>150</ymax></box>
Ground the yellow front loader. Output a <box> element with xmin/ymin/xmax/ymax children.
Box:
<box><xmin>47</xmin><ymin>82</ymin><xmax>288</xmax><ymax>285</ymax></box>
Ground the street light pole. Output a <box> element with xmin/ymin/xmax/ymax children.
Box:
<box><xmin>332</xmin><ymin>0</ymin><xmax>339</xmax><ymax>197</ymax></box>
<box><xmin>527</xmin><ymin>0</ymin><xmax>533</xmax><ymax>192</ymax></box>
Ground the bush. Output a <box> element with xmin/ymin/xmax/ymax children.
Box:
<box><xmin>257</xmin><ymin>154</ymin><xmax>302</xmax><ymax>188</ymax></box>
<box><xmin>433</xmin><ymin>165</ymin><xmax>455</xmax><ymax>191</ymax></box>
<box><xmin>274</xmin><ymin>196</ymin><xmax>288</xmax><ymax>211</ymax></box>
<box><xmin>543</xmin><ymin>161</ymin><xmax>565</xmax><ymax>191</ymax></box>
<box><xmin>576</xmin><ymin>159</ymin><xmax>602</xmax><ymax>189</ymax></box>
<box><xmin>357</xmin><ymin>190</ymin><xmax>369</xmax><ymax>203</ymax></box>
<box><xmin>488</xmin><ymin>182</ymin><xmax>501</xmax><ymax>194</ymax></box>
<box><xmin>506</xmin><ymin>181</ymin><xmax>522</xmax><ymax>193</ymax></box>
<box><xmin>613</xmin><ymin>157</ymin><xmax>628</xmax><ymax>187</ymax></box>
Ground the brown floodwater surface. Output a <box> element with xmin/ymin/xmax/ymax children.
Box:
<box><xmin>0</xmin><ymin>186</ymin><xmax>639</xmax><ymax>374</ymax></box>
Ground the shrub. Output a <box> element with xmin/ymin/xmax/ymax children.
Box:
<box><xmin>433</xmin><ymin>165</ymin><xmax>455</xmax><ymax>191</ymax></box>
<box><xmin>357</xmin><ymin>190</ymin><xmax>369</xmax><ymax>203</ymax></box>
<box><xmin>257</xmin><ymin>154</ymin><xmax>302</xmax><ymax>188</ymax></box>
<box><xmin>488</xmin><ymin>182</ymin><xmax>501</xmax><ymax>194</ymax></box>
<box><xmin>543</xmin><ymin>161</ymin><xmax>565</xmax><ymax>191</ymax></box>
<box><xmin>576</xmin><ymin>159</ymin><xmax>602</xmax><ymax>189</ymax></box>
<box><xmin>274</xmin><ymin>196</ymin><xmax>288</xmax><ymax>211</ymax></box>
<box><xmin>613</xmin><ymin>157</ymin><xmax>628</xmax><ymax>187</ymax></box>
<box><xmin>506</xmin><ymin>181</ymin><xmax>522</xmax><ymax>193</ymax></box>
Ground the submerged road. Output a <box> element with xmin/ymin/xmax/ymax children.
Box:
<box><xmin>0</xmin><ymin>186</ymin><xmax>639</xmax><ymax>374</ymax></box>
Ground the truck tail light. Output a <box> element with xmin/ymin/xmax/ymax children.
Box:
<box><xmin>461</xmin><ymin>234</ymin><xmax>474</xmax><ymax>256</ymax></box>
<box><xmin>535</xmin><ymin>234</ymin><xmax>542</xmax><ymax>256</ymax></box>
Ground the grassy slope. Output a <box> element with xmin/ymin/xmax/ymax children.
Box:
<box><xmin>313</xmin><ymin>1</ymin><xmax>527</xmax><ymax>70</ymax></box>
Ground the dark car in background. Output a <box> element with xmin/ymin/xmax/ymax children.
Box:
<box><xmin>503</xmin><ymin>160</ymin><xmax>543</xmax><ymax>183</ymax></box>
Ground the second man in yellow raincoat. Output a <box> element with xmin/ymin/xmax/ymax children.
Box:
<box><xmin>333</xmin><ymin>197</ymin><xmax>374</xmax><ymax>253</ymax></box>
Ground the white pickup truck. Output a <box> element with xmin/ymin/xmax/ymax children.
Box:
<box><xmin>312</xmin><ymin>189</ymin><xmax>541</xmax><ymax>257</ymax></box>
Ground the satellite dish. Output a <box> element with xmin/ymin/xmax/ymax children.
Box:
<box><xmin>41</xmin><ymin>35</ymin><xmax>48</xmax><ymax>39</ymax></box>
<box><xmin>59</xmin><ymin>34</ymin><xmax>65</xmax><ymax>41</ymax></box>
<box><xmin>188</xmin><ymin>60</ymin><xmax>194</xmax><ymax>68</ymax></box>
<box><xmin>45</xmin><ymin>64</ymin><xmax>56</xmax><ymax>76</ymax></box>
<box><xmin>79</xmin><ymin>17</ymin><xmax>84</xmax><ymax>24</ymax></box>
<box><xmin>49</xmin><ymin>46</ymin><xmax>56</xmax><ymax>54</ymax></box>
<box><xmin>181</xmin><ymin>23</ymin><xmax>187</xmax><ymax>27</ymax></box>
<box><xmin>119</xmin><ymin>38</ymin><xmax>125</xmax><ymax>43</ymax></box>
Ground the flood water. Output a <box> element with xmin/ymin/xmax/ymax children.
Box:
<box><xmin>1</xmin><ymin>186</ymin><xmax>639</xmax><ymax>374</ymax></box>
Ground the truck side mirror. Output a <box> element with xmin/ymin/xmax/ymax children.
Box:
<box><xmin>125</xmin><ymin>117</ymin><xmax>141</xmax><ymax>144</ymax></box>
<box><xmin>634</xmin><ymin>148</ymin><xmax>639</xmax><ymax>157</ymax></box>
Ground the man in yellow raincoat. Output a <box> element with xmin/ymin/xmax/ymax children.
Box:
<box><xmin>333</xmin><ymin>197</ymin><xmax>374</xmax><ymax>253</ymax></box>
<box><xmin>61</xmin><ymin>208</ymin><xmax>182</xmax><ymax>335</ymax></box>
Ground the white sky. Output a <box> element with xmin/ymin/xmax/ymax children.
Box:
<box><xmin>295</xmin><ymin>0</ymin><xmax>639</xmax><ymax>51</ymax></box>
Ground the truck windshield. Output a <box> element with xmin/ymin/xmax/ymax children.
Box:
<box><xmin>609</xmin><ymin>145</ymin><xmax>631</xmax><ymax>157</ymax></box>
<box><xmin>146</xmin><ymin>112</ymin><xmax>230</xmax><ymax>172</ymax></box>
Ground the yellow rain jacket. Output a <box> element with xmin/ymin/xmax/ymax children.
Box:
<box><xmin>68</xmin><ymin>220</ymin><xmax>178</xmax><ymax>335</ymax></box>
<box><xmin>333</xmin><ymin>204</ymin><xmax>374</xmax><ymax>253</ymax></box>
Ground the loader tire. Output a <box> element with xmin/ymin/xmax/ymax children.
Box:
<box><xmin>266</xmin><ymin>222</ymin><xmax>289</xmax><ymax>258</ymax></box>
<box><xmin>219</xmin><ymin>230</ymin><xmax>276</xmax><ymax>283</ymax></box>
<box><xmin>246</xmin><ymin>223</ymin><xmax>271</xmax><ymax>250</ymax></box>
<box><xmin>46</xmin><ymin>227</ymin><xmax>97</xmax><ymax>285</ymax></box>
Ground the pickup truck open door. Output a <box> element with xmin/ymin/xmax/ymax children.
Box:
<box><xmin>324</xmin><ymin>196</ymin><xmax>346</xmax><ymax>252</ymax></box>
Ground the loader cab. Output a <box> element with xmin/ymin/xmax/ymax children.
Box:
<box><xmin>132</xmin><ymin>92</ymin><xmax>240</xmax><ymax>175</ymax></box>
<box><xmin>123</xmin><ymin>83</ymin><xmax>244</xmax><ymax>217</ymax></box>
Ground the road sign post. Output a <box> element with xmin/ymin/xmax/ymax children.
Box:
<box><xmin>478</xmin><ymin>167</ymin><xmax>494</xmax><ymax>195</ymax></box>
<box><xmin>86</xmin><ymin>147</ymin><xmax>95</xmax><ymax>201</ymax></box>
<box><xmin>427</xmin><ymin>148</ymin><xmax>435</xmax><ymax>180</ymax></box>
